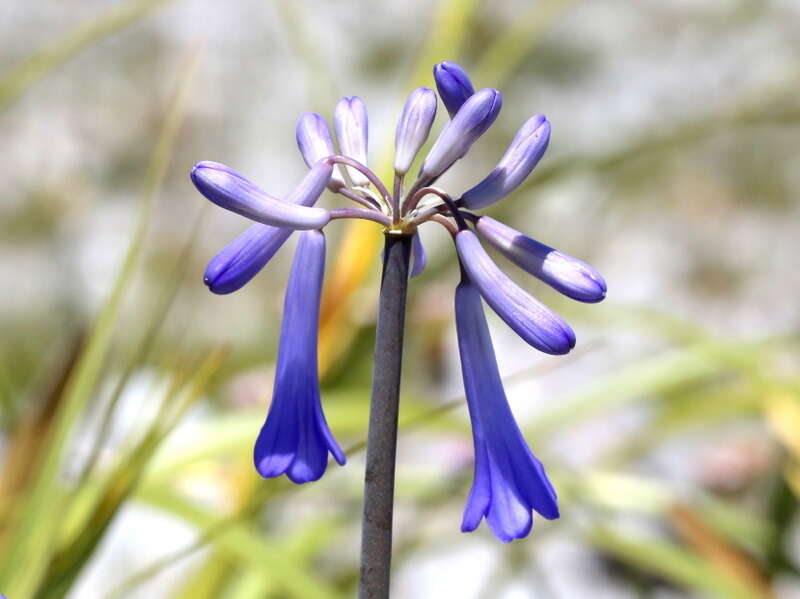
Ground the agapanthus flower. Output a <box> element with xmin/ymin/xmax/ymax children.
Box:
<box><xmin>192</xmin><ymin>61</ymin><xmax>606</xmax><ymax>541</ymax></box>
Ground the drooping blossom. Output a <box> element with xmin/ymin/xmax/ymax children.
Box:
<box><xmin>254</xmin><ymin>229</ymin><xmax>345</xmax><ymax>483</ymax></box>
<box><xmin>456</xmin><ymin>278</ymin><xmax>559</xmax><ymax>541</ymax></box>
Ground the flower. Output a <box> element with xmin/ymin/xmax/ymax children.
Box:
<box><xmin>191</xmin><ymin>160</ymin><xmax>332</xmax><ymax>229</ymax></box>
<box><xmin>434</xmin><ymin>61</ymin><xmax>475</xmax><ymax>118</ymax></box>
<box><xmin>394</xmin><ymin>87</ymin><xmax>437</xmax><ymax>176</ymax></box>
<box><xmin>192</xmin><ymin>60</ymin><xmax>605</xmax><ymax>540</ymax></box>
<box><xmin>254</xmin><ymin>229</ymin><xmax>345</xmax><ymax>483</ymax></box>
<box><xmin>456</xmin><ymin>229</ymin><xmax>575</xmax><ymax>354</ymax></box>
<box><xmin>475</xmin><ymin>216</ymin><xmax>607</xmax><ymax>302</ymax></box>
<box><xmin>334</xmin><ymin>96</ymin><xmax>370</xmax><ymax>186</ymax></box>
<box><xmin>418</xmin><ymin>88</ymin><xmax>502</xmax><ymax>184</ymax></box>
<box><xmin>456</xmin><ymin>278</ymin><xmax>559</xmax><ymax>541</ymax></box>
<box><xmin>461</xmin><ymin>114</ymin><xmax>550</xmax><ymax>210</ymax></box>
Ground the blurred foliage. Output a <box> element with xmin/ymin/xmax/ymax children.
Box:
<box><xmin>1</xmin><ymin>0</ymin><xmax>799</xmax><ymax>598</ymax></box>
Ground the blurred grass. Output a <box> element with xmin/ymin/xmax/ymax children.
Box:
<box><xmin>0</xmin><ymin>0</ymin><xmax>178</xmax><ymax>112</ymax></box>
<box><xmin>0</xmin><ymin>45</ymin><xmax>201</xmax><ymax>598</ymax></box>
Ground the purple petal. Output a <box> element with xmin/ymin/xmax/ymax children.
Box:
<box><xmin>296</xmin><ymin>112</ymin><xmax>346</xmax><ymax>189</ymax></box>
<box><xmin>254</xmin><ymin>230</ymin><xmax>345</xmax><ymax>484</ymax></box>
<box><xmin>461</xmin><ymin>115</ymin><xmax>550</xmax><ymax>209</ymax></box>
<box><xmin>203</xmin><ymin>161</ymin><xmax>333</xmax><ymax>294</ymax></box>
<box><xmin>191</xmin><ymin>161</ymin><xmax>331</xmax><ymax>230</ymax></box>
<box><xmin>455</xmin><ymin>230</ymin><xmax>575</xmax><ymax>354</ymax></box>
<box><xmin>419</xmin><ymin>88</ymin><xmax>502</xmax><ymax>182</ymax></box>
<box><xmin>204</xmin><ymin>224</ymin><xmax>292</xmax><ymax>294</ymax></box>
<box><xmin>393</xmin><ymin>87</ymin><xmax>437</xmax><ymax>175</ymax></box>
<box><xmin>475</xmin><ymin>216</ymin><xmax>607</xmax><ymax>303</ymax></box>
<box><xmin>334</xmin><ymin>96</ymin><xmax>369</xmax><ymax>186</ymax></box>
<box><xmin>456</xmin><ymin>278</ymin><xmax>559</xmax><ymax>542</ymax></box>
<box><xmin>410</xmin><ymin>232</ymin><xmax>427</xmax><ymax>278</ymax></box>
<box><xmin>433</xmin><ymin>61</ymin><xmax>475</xmax><ymax>118</ymax></box>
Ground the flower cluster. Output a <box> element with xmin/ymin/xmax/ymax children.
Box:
<box><xmin>191</xmin><ymin>61</ymin><xmax>606</xmax><ymax>541</ymax></box>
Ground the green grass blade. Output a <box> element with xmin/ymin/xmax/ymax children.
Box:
<box><xmin>0</xmin><ymin>50</ymin><xmax>200</xmax><ymax>598</ymax></box>
<box><xmin>587</xmin><ymin>526</ymin><xmax>772</xmax><ymax>599</ymax></box>
<box><xmin>134</xmin><ymin>486</ymin><xmax>346</xmax><ymax>599</ymax></box>
<box><xmin>36</xmin><ymin>349</ymin><xmax>224</xmax><ymax>599</ymax></box>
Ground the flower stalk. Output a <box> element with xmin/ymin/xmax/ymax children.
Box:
<box><xmin>359</xmin><ymin>231</ymin><xmax>412</xmax><ymax>599</ymax></box>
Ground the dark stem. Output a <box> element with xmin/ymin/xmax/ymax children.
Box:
<box><xmin>359</xmin><ymin>232</ymin><xmax>412</xmax><ymax>599</ymax></box>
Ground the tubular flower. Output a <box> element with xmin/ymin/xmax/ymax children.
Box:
<box><xmin>418</xmin><ymin>88</ymin><xmax>503</xmax><ymax>184</ymax></box>
<box><xmin>254</xmin><ymin>229</ymin><xmax>345</xmax><ymax>482</ymax></box>
<box><xmin>461</xmin><ymin>114</ymin><xmax>550</xmax><ymax>210</ymax></box>
<box><xmin>394</xmin><ymin>87</ymin><xmax>437</xmax><ymax>176</ymax></box>
<box><xmin>456</xmin><ymin>278</ymin><xmax>559</xmax><ymax>541</ymax></box>
<box><xmin>475</xmin><ymin>216</ymin><xmax>607</xmax><ymax>303</ymax></box>
<box><xmin>191</xmin><ymin>161</ymin><xmax>331</xmax><ymax>229</ymax></box>
<box><xmin>192</xmin><ymin>60</ymin><xmax>605</xmax><ymax>539</ymax></box>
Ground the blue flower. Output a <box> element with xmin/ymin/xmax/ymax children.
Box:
<box><xmin>433</xmin><ymin>61</ymin><xmax>476</xmax><ymax>117</ymax></box>
<box><xmin>456</xmin><ymin>277</ymin><xmax>559</xmax><ymax>541</ymax></box>
<box><xmin>254</xmin><ymin>229</ymin><xmax>345</xmax><ymax>483</ymax></box>
<box><xmin>394</xmin><ymin>87</ymin><xmax>437</xmax><ymax>176</ymax></box>
<box><xmin>456</xmin><ymin>229</ymin><xmax>575</xmax><ymax>355</ymax></box>
<box><xmin>192</xmin><ymin>60</ymin><xmax>604</xmax><ymax>538</ymax></box>
<box><xmin>204</xmin><ymin>223</ymin><xmax>292</xmax><ymax>294</ymax></box>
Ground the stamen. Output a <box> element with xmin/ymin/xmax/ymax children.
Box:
<box><xmin>407</xmin><ymin>187</ymin><xmax>466</xmax><ymax>231</ymax></box>
<box><xmin>403</xmin><ymin>185</ymin><xmax>448</xmax><ymax>215</ymax></box>
<box><xmin>431</xmin><ymin>214</ymin><xmax>458</xmax><ymax>235</ymax></box>
<box><xmin>392</xmin><ymin>173</ymin><xmax>404</xmax><ymax>223</ymax></box>
<box><xmin>402</xmin><ymin>176</ymin><xmax>435</xmax><ymax>213</ymax></box>
<box><xmin>330</xmin><ymin>207</ymin><xmax>391</xmax><ymax>227</ymax></box>
<box><xmin>325</xmin><ymin>156</ymin><xmax>392</xmax><ymax>204</ymax></box>
<box><xmin>339</xmin><ymin>187</ymin><xmax>382</xmax><ymax>211</ymax></box>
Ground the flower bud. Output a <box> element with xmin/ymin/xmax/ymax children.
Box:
<box><xmin>433</xmin><ymin>61</ymin><xmax>475</xmax><ymax>118</ymax></box>
<box><xmin>393</xmin><ymin>87</ymin><xmax>437</xmax><ymax>176</ymax></box>
<box><xmin>296</xmin><ymin>112</ymin><xmax>346</xmax><ymax>189</ymax></box>
<box><xmin>461</xmin><ymin>115</ymin><xmax>550</xmax><ymax>209</ymax></box>
<box><xmin>191</xmin><ymin>161</ymin><xmax>331</xmax><ymax>230</ymax></box>
<box><xmin>333</xmin><ymin>96</ymin><xmax>369</xmax><ymax>186</ymax></box>
<box><xmin>475</xmin><ymin>217</ymin><xmax>606</xmax><ymax>303</ymax></box>
<box><xmin>204</xmin><ymin>224</ymin><xmax>292</xmax><ymax>294</ymax></box>
<box><xmin>419</xmin><ymin>88</ymin><xmax>502</xmax><ymax>182</ymax></box>
<box><xmin>455</xmin><ymin>230</ymin><xmax>575</xmax><ymax>355</ymax></box>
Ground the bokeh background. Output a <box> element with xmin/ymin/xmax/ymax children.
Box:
<box><xmin>2</xmin><ymin>0</ymin><xmax>800</xmax><ymax>597</ymax></box>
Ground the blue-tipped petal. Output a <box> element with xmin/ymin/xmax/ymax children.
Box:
<box><xmin>334</xmin><ymin>96</ymin><xmax>369</xmax><ymax>186</ymax></box>
<box><xmin>455</xmin><ymin>230</ymin><xmax>575</xmax><ymax>354</ymax></box>
<box><xmin>296</xmin><ymin>112</ymin><xmax>347</xmax><ymax>189</ymax></box>
<box><xmin>419</xmin><ymin>88</ymin><xmax>502</xmax><ymax>182</ymax></box>
<box><xmin>433</xmin><ymin>61</ymin><xmax>475</xmax><ymax>118</ymax></box>
<box><xmin>254</xmin><ymin>230</ymin><xmax>346</xmax><ymax>483</ymax></box>
<box><xmin>394</xmin><ymin>87</ymin><xmax>438</xmax><ymax>176</ymax></box>
<box><xmin>410</xmin><ymin>232</ymin><xmax>427</xmax><ymax>278</ymax></box>
<box><xmin>456</xmin><ymin>278</ymin><xmax>559</xmax><ymax>542</ymax></box>
<box><xmin>475</xmin><ymin>216</ymin><xmax>607</xmax><ymax>303</ymax></box>
<box><xmin>461</xmin><ymin>115</ymin><xmax>550</xmax><ymax>210</ymax></box>
<box><xmin>204</xmin><ymin>224</ymin><xmax>292</xmax><ymax>294</ymax></box>
<box><xmin>202</xmin><ymin>161</ymin><xmax>333</xmax><ymax>294</ymax></box>
<box><xmin>191</xmin><ymin>161</ymin><xmax>331</xmax><ymax>230</ymax></box>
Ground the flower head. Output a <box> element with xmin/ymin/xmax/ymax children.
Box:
<box><xmin>192</xmin><ymin>60</ymin><xmax>605</xmax><ymax>540</ymax></box>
